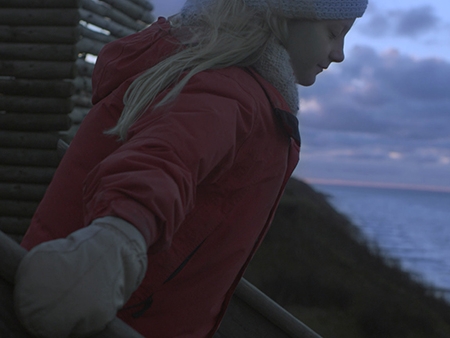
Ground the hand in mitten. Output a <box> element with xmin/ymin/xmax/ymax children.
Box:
<box><xmin>14</xmin><ymin>217</ymin><xmax>147</xmax><ymax>338</ymax></box>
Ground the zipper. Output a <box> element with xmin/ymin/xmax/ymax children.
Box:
<box><xmin>129</xmin><ymin>241</ymin><xmax>204</xmax><ymax>318</ymax></box>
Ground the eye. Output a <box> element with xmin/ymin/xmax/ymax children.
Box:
<box><xmin>329</xmin><ymin>30</ymin><xmax>339</xmax><ymax>39</ymax></box>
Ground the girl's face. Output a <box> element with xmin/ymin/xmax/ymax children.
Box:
<box><xmin>285</xmin><ymin>18</ymin><xmax>356</xmax><ymax>86</ymax></box>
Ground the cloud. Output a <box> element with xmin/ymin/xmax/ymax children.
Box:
<box><xmin>395</xmin><ymin>6</ymin><xmax>439</xmax><ymax>37</ymax></box>
<box><xmin>359</xmin><ymin>5</ymin><xmax>440</xmax><ymax>39</ymax></box>
<box><xmin>298</xmin><ymin>46</ymin><xmax>450</xmax><ymax>184</ymax></box>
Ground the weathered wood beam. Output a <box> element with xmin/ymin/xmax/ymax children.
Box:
<box><xmin>72</xmin><ymin>94</ymin><xmax>93</xmax><ymax>108</ymax></box>
<box><xmin>76</xmin><ymin>58</ymin><xmax>95</xmax><ymax>77</ymax></box>
<box><xmin>0</xmin><ymin>95</ymin><xmax>74</xmax><ymax>114</ymax></box>
<box><xmin>0</xmin><ymin>183</ymin><xmax>47</xmax><ymax>201</ymax></box>
<box><xmin>0</xmin><ymin>217</ymin><xmax>30</xmax><ymax>236</ymax></box>
<box><xmin>0</xmin><ymin>165</ymin><xmax>55</xmax><ymax>184</ymax></box>
<box><xmin>0</xmin><ymin>43</ymin><xmax>78</xmax><ymax>61</ymax></box>
<box><xmin>0</xmin><ymin>200</ymin><xmax>39</xmax><ymax>218</ymax></box>
<box><xmin>0</xmin><ymin>26</ymin><xmax>80</xmax><ymax>44</ymax></box>
<box><xmin>73</xmin><ymin>76</ymin><xmax>93</xmax><ymax>93</ymax></box>
<box><xmin>77</xmin><ymin>37</ymin><xmax>106</xmax><ymax>56</ymax></box>
<box><xmin>0</xmin><ymin>131</ymin><xmax>60</xmax><ymax>149</ymax></box>
<box><xmin>70</xmin><ymin>107</ymin><xmax>91</xmax><ymax>124</ymax></box>
<box><xmin>0</xmin><ymin>60</ymin><xmax>77</xmax><ymax>79</ymax></box>
<box><xmin>79</xmin><ymin>24</ymin><xmax>115</xmax><ymax>44</ymax></box>
<box><xmin>101</xmin><ymin>0</ymin><xmax>154</xmax><ymax>23</ymax></box>
<box><xmin>79</xmin><ymin>8</ymin><xmax>135</xmax><ymax>38</ymax></box>
<box><xmin>0</xmin><ymin>113</ymin><xmax>71</xmax><ymax>131</ymax></box>
<box><xmin>81</xmin><ymin>0</ymin><xmax>146</xmax><ymax>31</ymax></box>
<box><xmin>0</xmin><ymin>78</ymin><xmax>75</xmax><ymax>98</ymax></box>
<box><xmin>128</xmin><ymin>0</ymin><xmax>154</xmax><ymax>11</ymax></box>
<box><xmin>0</xmin><ymin>9</ymin><xmax>80</xmax><ymax>26</ymax></box>
<box><xmin>0</xmin><ymin>0</ymin><xmax>80</xmax><ymax>8</ymax></box>
<box><xmin>0</xmin><ymin>148</ymin><xmax>60</xmax><ymax>167</ymax></box>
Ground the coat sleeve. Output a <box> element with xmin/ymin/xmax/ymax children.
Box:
<box><xmin>82</xmin><ymin>70</ymin><xmax>261</xmax><ymax>252</ymax></box>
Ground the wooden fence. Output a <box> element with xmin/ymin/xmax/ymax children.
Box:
<box><xmin>0</xmin><ymin>0</ymin><xmax>154</xmax><ymax>240</ymax></box>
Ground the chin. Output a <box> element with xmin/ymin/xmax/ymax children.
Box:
<box><xmin>295</xmin><ymin>73</ymin><xmax>317</xmax><ymax>87</ymax></box>
<box><xmin>297</xmin><ymin>78</ymin><xmax>316</xmax><ymax>87</ymax></box>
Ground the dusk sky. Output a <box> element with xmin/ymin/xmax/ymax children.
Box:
<box><xmin>151</xmin><ymin>0</ymin><xmax>450</xmax><ymax>191</ymax></box>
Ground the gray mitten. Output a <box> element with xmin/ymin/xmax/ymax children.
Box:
<box><xmin>14</xmin><ymin>216</ymin><xmax>147</xmax><ymax>338</ymax></box>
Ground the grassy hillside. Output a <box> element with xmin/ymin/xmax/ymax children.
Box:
<box><xmin>245</xmin><ymin>178</ymin><xmax>450</xmax><ymax>338</ymax></box>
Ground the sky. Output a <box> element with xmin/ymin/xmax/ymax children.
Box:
<box><xmin>151</xmin><ymin>0</ymin><xmax>450</xmax><ymax>191</ymax></box>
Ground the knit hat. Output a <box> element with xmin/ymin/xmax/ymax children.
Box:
<box><xmin>244</xmin><ymin>0</ymin><xmax>367</xmax><ymax>20</ymax></box>
<box><xmin>182</xmin><ymin>0</ymin><xmax>368</xmax><ymax>21</ymax></box>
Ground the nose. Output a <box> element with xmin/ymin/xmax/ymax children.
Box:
<box><xmin>330</xmin><ymin>40</ymin><xmax>345</xmax><ymax>63</ymax></box>
<box><xmin>330</xmin><ymin>48</ymin><xmax>345</xmax><ymax>63</ymax></box>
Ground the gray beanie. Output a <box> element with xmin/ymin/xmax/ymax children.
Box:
<box><xmin>182</xmin><ymin>0</ymin><xmax>368</xmax><ymax>20</ymax></box>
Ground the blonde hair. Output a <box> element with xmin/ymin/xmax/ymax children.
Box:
<box><xmin>106</xmin><ymin>0</ymin><xmax>289</xmax><ymax>140</ymax></box>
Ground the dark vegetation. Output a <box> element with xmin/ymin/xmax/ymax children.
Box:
<box><xmin>245</xmin><ymin>178</ymin><xmax>450</xmax><ymax>338</ymax></box>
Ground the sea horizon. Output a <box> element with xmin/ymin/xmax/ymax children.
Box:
<box><xmin>307</xmin><ymin>180</ymin><xmax>450</xmax><ymax>301</ymax></box>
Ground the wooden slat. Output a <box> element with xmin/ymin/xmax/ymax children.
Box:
<box><xmin>0</xmin><ymin>217</ymin><xmax>30</xmax><ymax>236</ymax></box>
<box><xmin>79</xmin><ymin>24</ymin><xmax>115</xmax><ymax>44</ymax></box>
<box><xmin>0</xmin><ymin>79</ymin><xmax>75</xmax><ymax>98</ymax></box>
<box><xmin>101</xmin><ymin>0</ymin><xmax>154</xmax><ymax>23</ymax></box>
<box><xmin>0</xmin><ymin>148</ymin><xmax>60</xmax><ymax>167</ymax></box>
<box><xmin>0</xmin><ymin>9</ymin><xmax>80</xmax><ymax>26</ymax></box>
<box><xmin>0</xmin><ymin>43</ymin><xmax>78</xmax><ymax>61</ymax></box>
<box><xmin>0</xmin><ymin>200</ymin><xmax>39</xmax><ymax>218</ymax></box>
<box><xmin>0</xmin><ymin>131</ymin><xmax>59</xmax><ymax>149</ymax></box>
<box><xmin>0</xmin><ymin>60</ymin><xmax>77</xmax><ymax>79</ymax></box>
<box><xmin>70</xmin><ymin>107</ymin><xmax>91</xmax><ymax>124</ymax></box>
<box><xmin>0</xmin><ymin>26</ymin><xmax>80</xmax><ymax>44</ymax></box>
<box><xmin>0</xmin><ymin>165</ymin><xmax>55</xmax><ymax>184</ymax></box>
<box><xmin>0</xmin><ymin>113</ymin><xmax>71</xmax><ymax>131</ymax></box>
<box><xmin>76</xmin><ymin>58</ymin><xmax>95</xmax><ymax>77</ymax></box>
<box><xmin>81</xmin><ymin>0</ymin><xmax>146</xmax><ymax>31</ymax></box>
<box><xmin>77</xmin><ymin>37</ymin><xmax>106</xmax><ymax>56</ymax></box>
<box><xmin>0</xmin><ymin>95</ymin><xmax>74</xmax><ymax>114</ymax></box>
<box><xmin>0</xmin><ymin>183</ymin><xmax>47</xmax><ymax>201</ymax></box>
<box><xmin>0</xmin><ymin>0</ymin><xmax>80</xmax><ymax>8</ymax></box>
<box><xmin>128</xmin><ymin>0</ymin><xmax>154</xmax><ymax>10</ymax></box>
<box><xmin>72</xmin><ymin>94</ymin><xmax>93</xmax><ymax>108</ymax></box>
<box><xmin>79</xmin><ymin>8</ymin><xmax>135</xmax><ymax>38</ymax></box>
<box><xmin>73</xmin><ymin>76</ymin><xmax>93</xmax><ymax>93</ymax></box>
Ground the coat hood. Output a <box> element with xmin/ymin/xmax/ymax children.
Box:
<box><xmin>91</xmin><ymin>18</ymin><xmax>177</xmax><ymax>105</ymax></box>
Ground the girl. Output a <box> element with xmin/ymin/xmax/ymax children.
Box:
<box><xmin>15</xmin><ymin>0</ymin><xmax>367</xmax><ymax>337</ymax></box>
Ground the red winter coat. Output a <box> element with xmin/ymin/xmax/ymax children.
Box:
<box><xmin>21</xmin><ymin>18</ymin><xmax>300</xmax><ymax>337</ymax></box>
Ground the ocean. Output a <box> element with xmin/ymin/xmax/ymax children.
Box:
<box><xmin>311</xmin><ymin>183</ymin><xmax>450</xmax><ymax>300</ymax></box>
